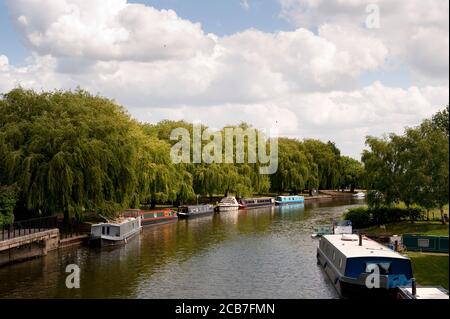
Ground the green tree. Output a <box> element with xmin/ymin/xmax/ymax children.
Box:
<box><xmin>339</xmin><ymin>156</ymin><xmax>364</xmax><ymax>192</ymax></box>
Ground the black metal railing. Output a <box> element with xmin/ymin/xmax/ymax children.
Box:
<box><xmin>1</xmin><ymin>216</ymin><xmax>58</xmax><ymax>241</ymax></box>
<box><xmin>57</xmin><ymin>219</ymin><xmax>85</xmax><ymax>239</ymax></box>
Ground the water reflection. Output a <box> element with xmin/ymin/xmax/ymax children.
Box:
<box><xmin>0</xmin><ymin>198</ymin><xmax>363</xmax><ymax>298</ymax></box>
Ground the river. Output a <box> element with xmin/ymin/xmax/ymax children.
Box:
<box><xmin>0</xmin><ymin>198</ymin><xmax>365</xmax><ymax>298</ymax></box>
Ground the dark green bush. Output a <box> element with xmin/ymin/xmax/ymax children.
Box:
<box><xmin>0</xmin><ymin>185</ymin><xmax>18</xmax><ymax>226</ymax></box>
<box><xmin>345</xmin><ymin>205</ymin><xmax>425</xmax><ymax>229</ymax></box>
<box><xmin>344</xmin><ymin>207</ymin><xmax>372</xmax><ymax>229</ymax></box>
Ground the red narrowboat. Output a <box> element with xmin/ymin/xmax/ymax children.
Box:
<box><xmin>123</xmin><ymin>208</ymin><xmax>178</xmax><ymax>226</ymax></box>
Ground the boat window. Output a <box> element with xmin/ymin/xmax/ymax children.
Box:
<box><xmin>106</xmin><ymin>227</ymin><xmax>110</xmax><ymax>235</ymax></box>
<box><xmin>102</xmin><ymin>226</ymin><xmax>105</xmax><ymax>235</ymax></box>
<box><xmin>332</xmin><ymin>251</ymin><xmax>336</xmax><ymax>261</ymax></box>
<box><xmin>339</xmin><ymin>258</ymin><xmax>342</xmax><ymax>268</ymax></box>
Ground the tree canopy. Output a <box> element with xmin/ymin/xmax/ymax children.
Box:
<box><xmin>362</xmin><ymin>106</ymin><xmax>449</xmax><ymax>223</ymax></box>
<box><xmin>0</xmin><ymin>88</ymin><xmax>364</xmax><ymax>223</ymax></box>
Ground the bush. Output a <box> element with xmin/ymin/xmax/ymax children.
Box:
<box><xmin>345</xmin><ymin>205</ymin><xmax>425</xmax><ymax>229</ymax></box>
<box><xmin>344</xmin><ymin>207</ymin><xmax>372</xmax><ymax>229</ymax></box>
<box><xmin>0</xmin><ymin>185</ymin><xmax>18</xmax><ymax>226</ymax></box>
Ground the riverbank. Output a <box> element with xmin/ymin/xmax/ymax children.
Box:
<box><xmin>408</xmin><ymin>252</ymin><xmax>449</xmax><ymax>289</ymax></box>
<box><xmin>363</xmin><ymin>221</ymin><xmax>449</xmax><ymax>236</ymax></box>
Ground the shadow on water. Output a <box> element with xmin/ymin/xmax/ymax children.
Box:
<box><xmin>0</xmin><ymin>199</ymin><xmax>365</xmax><ymax>298</ymax></box>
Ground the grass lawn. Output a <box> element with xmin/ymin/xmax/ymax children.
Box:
<box><xmin>363</xmin><ymin>221</ymin><xmax>449</xmax><ymax>236</ymax></box>
<box><xmin>408</xmin><ymin>252</ymin><xmax>449</xmax><ymax>290</ymax></box>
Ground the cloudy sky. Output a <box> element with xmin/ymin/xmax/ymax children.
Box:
<box><xmin>0</xmin><ymin>0</ymin><xmax>448</xmax><ymax>159</ymax></box>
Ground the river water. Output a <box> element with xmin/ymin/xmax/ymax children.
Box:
<box><xmin>0</xmin><ymin>198</ymin><xmax>365</xmax><ymax>299</ymax></box>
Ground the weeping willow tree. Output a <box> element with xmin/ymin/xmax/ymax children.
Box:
<box><xmin>270</xmin><ymin>138</ymin><xmax>318</xmax><ymax>193</ymax></box>
<box><xmin>0</xmin><ymin>88</ymin><xmax>156</xmax><ymax>221</ymax></box>
<box><xmin>0</xmin><ymin>88</ymin><xmax>361</xmax><ymax>222</ymax></box>
<box><xmin>303</xmin><ymin>139</ymin><xmax>341</xmax><ymax>190</ymax></box>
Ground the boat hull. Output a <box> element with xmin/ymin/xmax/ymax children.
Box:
<box><xmin>217</xmin><ymin>206</ymin><xmax>239</xmax><ymax>212</ymax></box>
<box><xmin>240</xmin><ymin>203</ymin><xmax>274</xmax><ymax>209</ymax></box>
<box><xmin>177</xmin><ymin>210</ymin><xmax>214</xmax><ymax>219</ymax></box>
<box><xmin>141</xmin><ymin>216</ymin><xmax>178</xmax><ymax>225</ymax></box>
<box><xmin>275</xmin><ymin>201</ymin><xmax>304</xmax><ymax>205</ymax></box>
<box><xmin>89</xmin><ymin>227</ymin><xmax>141</xmax><ymax>248</ymax></box>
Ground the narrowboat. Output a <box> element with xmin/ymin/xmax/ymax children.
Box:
<box><xmin>90</xmin><ymin>217</ymin><xmax>142</xmax><ymax>247</ymax></box>
<box><xmin>317</xmin><ymin>234</ymin><xmax>413</xmax><ymax>298</ymax></box>
<box><xmin>239</xmin><ymin>197</ymin><xmax>275</xmax><ymax>209</ymax></box>
<box><xmin>123</xmin><ymin>208</ymin><xmax>177</xmax><ymax>225</ymax></box>
<box><xmin>216</xmin><ymin>196</ymin><xmax>240</xmax><ymax>212</ymax></box>
<box><xmin>353</xmin><ymin>192</ymin><xmax>366</xmax><ymax>199</ymax></box>
<box><xmin>177</xmin><ymin>204</ymin><xmax>215</xmax><ymax>219</ymax></box>
<box><xmin>275</xmin><ymin>195</ymin><xmax>305</xmax><ymax>205</ymax></box>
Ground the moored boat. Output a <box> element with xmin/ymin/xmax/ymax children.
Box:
<box><xmin>216</xmin><ymin>196</ymin><xmax>240</xmax><ymax>212</ymax></box>
<box><xmin>353</xmin><ymin>192</ymin><xmax>366</xmax><ymax>199</ymax></box>
<box><xmin>123</xmin><ymin>208</ymin><xmax>177</xmax><ymax>225</ymax></box>
<box><xmin>275</xmin><ymin>195</ymin><xmax>305</xmax><ymax>205</ymax></box>
<box><xmin>177</xmin><ymin>204</ymin><xmax>215</xmax><ymax>219</ymax></box>
<box><xmin>239</xmin><ymin>197</ymin><xmax>275</xmax><ymax>209</ymax></box>
<box><xmin>90</xmin><ymin>216</ymin><xmax>142</xmax><ymax>247</ymax></box>
<box><xmin>312</xmin><ymin>220</ymin><xmax>352</xmax><ymax>238</ymax></box>
<box><xmin>317</xmin><ymin>234</ymin><xmax>413</xmax><ymax>298</ymax></box>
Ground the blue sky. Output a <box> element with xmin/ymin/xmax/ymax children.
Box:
<box><xmin>131</xmin><ymin>0</ymin><xmax>291</xmax><ymax>35</ymax></box>
<box><xmin>0</xmin><ymin>0</ymin><xmax>28</xmax><ymax>65</ymax></box>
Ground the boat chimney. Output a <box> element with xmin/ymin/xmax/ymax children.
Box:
<box><xmin>359</xmin><ymin>232</ymin><xmax>362</xmax><ymax>246</ymax></box>
<box><xmin>412</xmin><ymin>278</ymin><xmax>416</xmax><ymax>296</ymax></box>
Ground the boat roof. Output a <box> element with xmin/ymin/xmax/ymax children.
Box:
<box><xmin>277</xmin><ymin>195</ymin><xmax>303</xmax><ymax>197</ymax></box>
<box><xmin>180</xmin><ymin>204</ymin><xmax>213</xmax><ymax>208</ymax></box>
<box><xmin>322</xmin><ymin>234</ymin><xmax>409</xmax><ymax>259</ymax></box>
<box><xmin>93</xmin><ymin>217</ymin><xmax>137</xmax><ymax>227</ymax></box>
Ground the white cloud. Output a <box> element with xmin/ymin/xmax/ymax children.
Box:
<box><xmin>240</xmin><ymin>0</ymin><xmax>250</xmax><ymax>10</ymax></box>
<box><xmin>279</xmin><ymin>0</ymin><xmax>449</xmax><ymax>83</ymax></box>
<box><xmin>2</xmin><ymin>0</ymin><xmax>449</xmax><ymax>159</ymax></box>
<box><xmin>8</xmin><ymin>0</ymin><xmax>216</xmax><ymax>62</ymax></box>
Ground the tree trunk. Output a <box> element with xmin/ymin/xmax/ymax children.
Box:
<box><xmin>63</xmin><ymin>210</ymin><xmax>69</xmax><ymax>225</ymax></box>
<box><xmin>440</xmin><ymin>206</ymin><xmax>446</xmax><ymax>225</ymax></box>
<box><xmin>407</xmin><ymin>204</ymin><xmax>414</xmax><ymax>223</ymax></box>
<box><xmin>350</xmin><ymin>185</ymin><xmax>355</xmax><ymax>193</ymax></box>
<box><xmin>150</xmin><ymin>198</ymin><xmax>156</xmax><ymax>209</ymax></box>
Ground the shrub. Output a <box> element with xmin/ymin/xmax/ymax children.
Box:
<box><xmin>344</xmin><ymin>206</ymin><xmax>372</xmax><ymax>229</ymax></box>
<box><xmin>0</xmin><ymin>185</ymin><xmax>19</xmax><ymax>226</ymax></box>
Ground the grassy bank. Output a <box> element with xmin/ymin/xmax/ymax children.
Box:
<box><xmin>408</xmin><ymin>252</ymin><xmax>449</xmax><ymax>289</ymax></box>
<box><xmin>363</xmin><ymin>221</ymin><xmax>449</xmax><ymax>236</ymax></box>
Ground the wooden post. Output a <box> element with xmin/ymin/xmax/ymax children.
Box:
<box><xmin>412</xmin><ymin>278</ymin><xmax>416</xmax><ymax>296</ymax></box>
<box><xmin>359</xmin><ymin>232</ymin><xmax>362</xmax><ymax>246</ymax></box>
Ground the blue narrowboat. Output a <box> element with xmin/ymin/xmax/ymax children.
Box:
<box><xmin>317</xmin><ymin>234</ymin><xmax>413</xmax><ymax>298</ymax></box>
<box><xmin>275</xmin><ymin>195</ymin><xmax>305</xmax><ymax>205</ymax></box>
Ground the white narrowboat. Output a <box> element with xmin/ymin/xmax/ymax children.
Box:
<box><xmin>317</xmin><ymin>234</ymin><xmax>413</xmax><ymax>298</ymax></box>
<box><xmin>90</xmin><ymin>216</ymin><xmax>142</xmax><ymax>247</ymax></box>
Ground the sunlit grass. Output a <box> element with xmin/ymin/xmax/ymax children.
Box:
<box><xmin>408</xmin><ymin>252</ymin><xmax>449</xmax><ymax>290</ymax></box>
